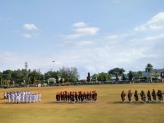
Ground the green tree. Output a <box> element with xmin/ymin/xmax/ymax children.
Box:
<box><xmin>145</xmin><ymin>63</ymin><xmax>153</xmax><ymax>77</ymax></box>
<box><xmin>3</xmin><ymin>70</ymin><xmax>12</xmax><ymax>80</ymax></box>
<box><xmin>28</xmin><ymin>70</ymin><xmax>41</xmax><ymax>84</ymax></box>
<box><xmin>136</xmin><ymin>71</ymin><xmax>143</xmax><ymax>79</ymax></box>
<box><xmin>59</xmin><ymin>66</ymin><xmax>79</xmax><ymax>79</ymax></box>
<box><xmin>153</xmin><ymin>71</ymin><xmax>160</xmax><ymax>79</ymax></box>
<box><xmin>122</xmin><ymin>73</ymin><xmax>126</xmax><ymax>81</ymax></box>
<box><xmin>108</xmin><ymin>68</ymin><xmax>125</xmax><ymax>79</ymax></box>
<box><xmin>45</xmin><ymin>71</ymin><xmax>61</xmax><ymax>83</ymax></box>
<box><xmin>87</xmin><ymin>72</ymin><xmax>90</xmax><ymax>82</ymax></box>
<box><xmin>128</xmin><ymin>71</ymin><xmax>134</xmax><ymax>81</ymax></box>
<box><xmin>97</xmin><ymin>72</ymin><xmax>110</xmax><ymax>81</ymax></box>
<box><xmin>0</xmin><ymin>72</ymin><xmax>2</xmax><ymax>85</ymax></box>
<box><xmin>91</xmin><ymin>74</ymin><xmax>98</xmax><ymax>81</ymax></box>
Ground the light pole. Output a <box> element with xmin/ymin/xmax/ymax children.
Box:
<box><xmin>52</xmin><ymin>61</ymin><xmax>55</xmax><ymax>71</ymax></box>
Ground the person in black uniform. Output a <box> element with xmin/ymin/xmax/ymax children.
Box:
<box><xmin>157</xmin><ymin>90</ymin><xmax>163</xmax><ymax>102</ymax></box>
<box><xmin>64</xmin><ymin>91</ymin><xmax>67</xmax><ymax>102</ymax></box>
<box><xmin>78</xmin><ymin>91</ymin><xmax>81</xmax><ymax>102</ymax></box>
<box><xmin>147</xmin><ymin>90</ymin><xmax>151</xmax><ymax>103</ymax></box>
<box><xmin>75</xmin><ymin>92</ymin><xmax>78</xmax><ymax>103</ymax></box>
<box><xmin>134</xmin><ymin>90</ymin><xmax>139</xmax><ymax>102</ymax></box>
<box><xmin>94</xmin><ymin>90</ymin><xmax>98</xmax><ymax>102</ymax></box>
<box><xmin>121</xmin><ymin>91</ymin><xmax>126</xmax><ymax>102</ymax></box>
<box><xmin>128</xmin><ymin>90</ymin><xmax>132</xmax><ymax>102</ymax></box>
<box><xmin>86</xmin><ymin>92</ymin><xmax>91</xmax><ymax>102</ymax></box>
<box><xmin>152</xmin><ymin>89</ymin><xmax>156</xmax><ymax>102</ymax></box>
<box><xmin>56</xmin><ymin>92</ymin><xmax>60</xmax><ymax>102</ymax></box>
<box><xmin>142</xmin><ymin>91</ymin><xmax>146</xmax><ymax>104</ymax></box>
<box><xmin>83</xmin><ymin>91</ymin><xmax>87</xmax><ymax>102</ymax></box>
<box><xmin>70</xmin><ymin>92</ymin><xmax>75</xmax><ymax>104</ymax></box>
<box><xmin>140</xmin><ymin>90</ymin><xmax>144</xmax><ymax>102</ymax></box>
<box><xmin>81</xmin><ymin>92</ymin><xmax>84</xmax><ymax>102</ymax></box>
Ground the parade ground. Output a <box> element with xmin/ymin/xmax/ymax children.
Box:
<box><xmin>0</xmin><ymin>83</ymin><xmax>164</xmax><ymax>123</ymax></box>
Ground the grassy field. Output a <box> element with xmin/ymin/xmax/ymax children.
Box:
<box><xmin>0</xmin><ymin>83</ymin><xmax>164</xmax><ymax>123</ymax></box>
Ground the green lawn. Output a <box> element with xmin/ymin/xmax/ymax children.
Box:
<box><xmin>0</xmin><ymin>83</ymin><xmax>164</xmax><ymax>123</ymax></box>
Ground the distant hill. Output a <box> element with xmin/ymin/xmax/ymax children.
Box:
<box><xmin>141</xmin><ymin>68</ymin><xmax>164</xmax><ymax>76</ymax></box>
<box><xmin>125</xmin><ymin>68</ymin><xmax>164</xmax><ymax>77</ymax></box>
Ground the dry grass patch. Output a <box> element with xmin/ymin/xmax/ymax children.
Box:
<box><xmin>0</xmin><ymin>83</ymin><xmax>164</xmax><ymax>123</ymax></box>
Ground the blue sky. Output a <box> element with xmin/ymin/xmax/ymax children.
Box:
<box><xmin>0</xmin><ymin>0</ymin><xmax>164</xmax><ymax>79</ymax></box>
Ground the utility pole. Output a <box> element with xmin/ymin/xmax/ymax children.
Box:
<box><xmin>25</xmin><ymin>62</ymin><xmax>28</xmax><ymax>86</ymax></box>
<box><xmin>52</xmin><ymin>61</ymin><xmax>55</xmax><ymax>71</ymax></box>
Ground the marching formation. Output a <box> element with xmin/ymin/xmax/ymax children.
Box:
<box><xmin>56</xmin><ymin>90</ymin><xmax>98</xmax><ymax>103</ymax></box>
<box><xmin>3</xmin><ymin>91</ymin><xmax>41</xmax><ymax>104</ymax></box>
<box><xmin>121</xmin><ymin>89</ymin><xmax>163</xmax><ymax>104</ymax></box>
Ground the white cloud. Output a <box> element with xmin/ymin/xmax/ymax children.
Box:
<box><xmin>134</xmin><ymin>25</ymin><xmax>146</xmax><ymax>31</ymax></box>
<box><xmin>22</xmin><ymin>34</ymin><xmax>32</xmax><ymax>38</ymax></box>
<box><xmin>106</xmin><ymin>33</ymin><xmax>129</xmax><ymax>40</ymax></box>
<box><xmin>143</xmin><ymin>33</ymin><xmax>164</xmax><ymax>41</ymax></box>
<box><xmin>60</xmin><ymin>40</ymin><xmax>93</xmax><ymax>47</ymax></box>
<box><xmin>23</xmin><ymin>24</ymin><xmax>38</xmax><ymax>30</ymax></box>
<box><xmin>0</xmin><ymin>17</ymin><xmax>11</xmax><ymax>20</ymax></box>
<box><xmin>149</xmin><ymin>25</ymin><xmax>163</xmax><ymax>30</ymax></box>
<box><xmin>113</xmin><ymin>0</ymin><xmax>120</xmax><ymax>3</ymax></box>
<box><xmin>0</xmin><ymin>51</ymin><xmax>18</xmax><ymax>63</ymax></box>
<box><xmin>72</xmin><ymin>22</ymin><xmax>86</xmax><ymax>27</ymax></box>
<box><xmin>65</xmin><ymin>27</ymin><xmax>99</xmax><ymax>39</ymax></box>
<box><xmin>134</xmin><ymin>12</ymin><xmax>164</xmax><ymax>31</ymax></box>
<box><xmin>1</xmin><ymin>13</ymin><xmax>164</xmax><ymax>79</ymax></box>
<box><xmin>147</xmin><ymin>12</ymin><xmax>164</xmax><ymax>24</ymax></box>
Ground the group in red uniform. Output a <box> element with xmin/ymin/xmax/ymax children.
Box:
<box><xmin>56</xmin><ymin>90</ymin><xmax>98</xmax><ymax>103</ymax></box>
<box><xmin>121</xmin><ymin>89</ymin><xmax>163</xmax><ymax>104</ymax></box>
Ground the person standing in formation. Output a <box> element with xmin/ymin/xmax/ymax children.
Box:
<box><xmin>8</xmin><ymin>93</ymin><xmax>11</xmax><ymax>103</ymax></box>
<box><xmin>147</xmin><ymin>90</ymin><xmax>152</xmax><ymax>103</ymax></box>
<box><xmin>134</xmin><ymin>90</ymin><xmax>139</xmax><ymax>102</ymax></box>
<box><xmin>55</xmin><ymin>90</ymin><xmax>98</xmax><ymax>103</ymax></box>
<box><xmin>92</xmin><ymin>90</ymin><xmax>98</xmax><ymax>102</ymax></box>
<box><xmin>152</xmin><ymin>89</ymin><xmax>156</xmax><ymax>102</ymax></box>
<box><xmin>3</xmin><ymin>91</ymin><xmax>41</xmax><ymax>104</ymax></box>
<box><xmin>157</xmin><ymin>90</ymin><xmax>163</xmax><ymax>102</ymax></box>
<box><xmin>38</xmin><ymin>93</ymin><xmax>41</xmax><ymax>102</ymax></box>
<box><xmin>121</xmin><ymin>91</ymin><xmax>126</xmax><ymax>102</ymax></box>
<box><xmin>140</xmin><ymin>90</ymin><xmax>144</xmax><ymax>102</ymax></box>
<box><xmin>3</xmin><ymin>92</ymin><xmax>7</xmax><ymax>99</ymax></box>
<box><xmin>142</xmin><ymin>91</ymin><xmax>146</xmax><ymax>104</ymax></box>
<box><xmin>128</xmin><ymin>90</ymin><xmax>132</xmax><ymax>102</ymax></box>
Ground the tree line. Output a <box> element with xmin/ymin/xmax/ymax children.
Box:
<box><xmin>0</xmin><ymin>63</ymin><xmax>162</xmax><ymax>85</ymax></box>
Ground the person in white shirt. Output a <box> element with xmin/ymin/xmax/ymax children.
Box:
<box><xmin>38</xmin><ymin>93</ymin><xmax>41</xmax><ymax>102</ymax></box>
<box><xmin>8</xmin><ymin>94</ymin><xmax>11</xmax><ymax>103</ymax></box>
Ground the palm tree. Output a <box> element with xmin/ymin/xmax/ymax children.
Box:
<box><xmin>145</xmin><ymin>63</ymin><xmax>153</xmax><ymax>78</ymax></box>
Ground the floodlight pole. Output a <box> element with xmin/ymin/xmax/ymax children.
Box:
<box><xmin>52</xmin><ymin>61</ymin><xmax>55</xmax><ymax>71</ymax></box>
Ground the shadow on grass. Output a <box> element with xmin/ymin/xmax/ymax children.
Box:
<box><xmin>110</xmin><ymin>101</ymin><xmax>164</xmax><ymax>105</ymax></box>
<box><xmin>44</xmin><ymin>101</ymin><xmax>96</xmax><ymax>105</ymax></box>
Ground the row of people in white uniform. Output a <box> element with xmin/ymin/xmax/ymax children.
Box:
<box><xmin>4</xmin><ymin>91</ymin><xmax>41</xmax><ymax>104</ymax></box>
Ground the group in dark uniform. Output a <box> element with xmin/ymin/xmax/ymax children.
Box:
<box><xmin>121</xmin><ymin>89</ymin><xmax>163</xmax><ymax>104</ymax></box>
<box><xmin>56</xmin><ymin>90</ymin><xmax>98</xmax><ymax>103</ymax></box>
